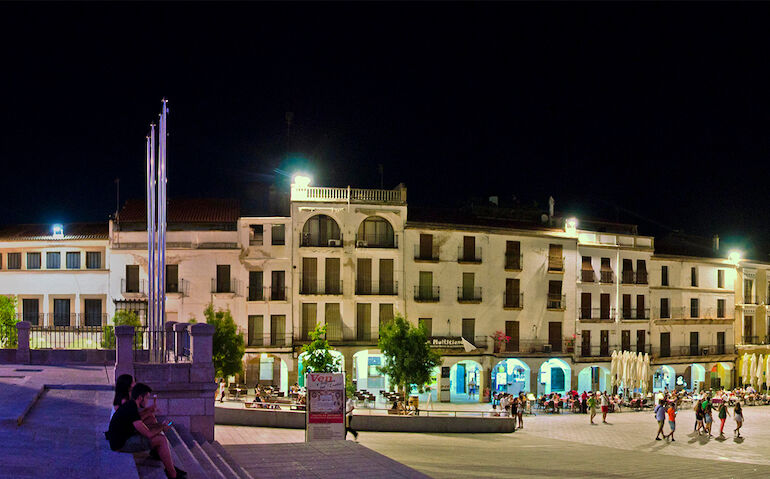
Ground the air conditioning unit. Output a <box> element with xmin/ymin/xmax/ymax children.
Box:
<box><xmin>356</xmin><ymin>240</ymin><xmax>368</xmax><ymax>247</ymax></box>
<box><xmin>542</xmin><ymin>344</ymin><xmax>553</xmax><ymax>353</ymax></box>
<box><xmin>701</xmin><ymin>347</ymin><xmax>710</xmax><ymax>356</ymax></box>
<box><xmin>328</xmin><ymin>239</ymin><xmax>342</xmax><ymax>247</ymax></box>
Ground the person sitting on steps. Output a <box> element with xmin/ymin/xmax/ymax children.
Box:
<box><xmin>107</xmin><ymin>383</ymin><xmax>187</xmax><ymax>479</ymax></box>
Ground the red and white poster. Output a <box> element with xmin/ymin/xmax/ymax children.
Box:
<box><xmin>305</xmin><ymin>372</ymin><xmax>346</xmax><ymax>441</ymax></box>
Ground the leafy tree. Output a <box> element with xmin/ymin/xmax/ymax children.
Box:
<box><xmin>101</xmin><ymin>310</ymin><xmax>142</xmax><ymax>349</ymax></box>
<box><xmin>0</xmin><ymin>296</ymin><xmax>18</xmax><ymax>348</ymax></box>
<box><xmin>204</xmin><ymin>303</ymin><xmax>245</xmax><ymax>378</ymax></box>
<box><xmin>378</xmin><ymin>313</ymin><xmax>441</xmax><ymax>397</ymax></box>
<box><xmin>300</xmin><ymin>324</ymin><xmax>341</xmax><ymax>374</ymax></box>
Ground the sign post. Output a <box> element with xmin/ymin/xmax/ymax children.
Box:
<box><xmin>305</xmin><ymin>372</ymin><xmax>346</xmax><ymax>442</ymax></box>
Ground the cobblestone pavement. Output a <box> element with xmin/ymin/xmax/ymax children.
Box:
<box><xmin>216</xmin><ymin>406</ymin><xmax>770</xmax><ymax>478</ymax></box>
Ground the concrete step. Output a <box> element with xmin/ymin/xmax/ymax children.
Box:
<box><xmin>166</xmin><ymin>426</ymin><xmax>209</xmax><ymax>479</ymax></box>
<box><xmin>210</xmin><ymin>441</ymin><xmax>254</xmax><ymax>479</ymax></box>
<box><xmin>200</xmin><ymin>441</ymin><xmax>240</xmax><ymax>479</ymax></box>
<box><xmin>174</xmin><ymin>426</ymin><xmax>225</xmax><ymax>479</ymax></box>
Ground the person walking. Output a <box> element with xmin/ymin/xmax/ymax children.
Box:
<box><xmin>517</xmin><ymin>393</ymin><xmax>525</xmax><ymax>429</ymax></box>
<box><xmin>654</xmin><ymin>399</ymin><xmax>666</xmax><ymax>440</ymax></box>
<box><xmin>664</xmin><ymin>402</ymin><xmax>677</xmax><ymax>441</ymax></box>
<box><xmin>702</xmin><ymin>395</ymin><xmax>713</xmax><ymax>437</ymax></box>
<box><xmin>588</xmin><ymin>392</ymin><xmax>598</xmax><ymax>424</ymax></box>
<box><xmin>218</xmin><ymin>379</ymin><xmax>226</xmax><ymax>403</ymax></box>
<box><xmin>511</xmin><ymin>397</ymin><xmax>519</xmax><ymax>431</ymax></box>
<box><xmin>717</xmin><ymin>401</ymin><xmax>730</xmax><ymax>437</ymax></box>
<box><xmin>600</xmin><ymin>392</ymin><xmax>609</xmax><ymax>423</ymax></box>
<box><xmin>581</xmin><ymin>391</ymin><xmax>588</xmax><ymax>414</ymax></box>
<box><xmin>733</xmin><ymin>402</ymin><xmax>743</xmax><ymax>437</ymax></box>
<box><xmin>345</xmin><ymin>397</ymin><xmax>359</xmax><ymax>441</ymax></box>
<box><xmin>425</xmin><ymin>385</ymin><xmax>433</xmax><ymax>410</ymax></box>
<box><xmin>694</xmin><ymin>401</ymin><xmax>705</xmax><ymax>435</ymax></box>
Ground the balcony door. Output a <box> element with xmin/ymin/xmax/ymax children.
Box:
<box><xmin>600</xmin><ymin>330</ymin><xmax>609</xmax><ymax>356</ymax></box>
<box><xmin>22</xmin><ymin>298</ymin><xmax>39</xmax><ymax>325</ymax></box>
<box><xmin>580</xmin><ymin>293</ymin><xmax>591</xmax><ymax>319</ymax></box>
<box><xmin>600</xmin><ymin>294</ymin><xmax>611</xmax><ymax>319</ymax></box>
<box><xmin>505</xmin><ymin>279</ymin><xmax>520</xmax><ymax>308</ymax></box>
<box><xmin>637</xmin><ymin>330</ymin><xmax>646</xmax><ymax>353</ymax></box>
<box><xmin>302</xmin><ymin>258</ymin><xmax>317</xmax><ymax>294</ymax></box>
<box><xmin>621</xmin><ymin>330</ymin><xmax>630</xmax><ymax>352</ymax></box>
<box><xmin>581</xmin><ymin>330</ymin><xmax>591</xmax><ymax>357</ymax></box>
<box><xmin>622</xmin><ymin>294</ymin><xmax>631</xmax><ymax>319</ymax></box>
<box><xmin>744</xmin><ymin>316</ymin><xmax>753</xmax><ymax>342</ymax></box>
<box><xmin>249</xmin><ymin>271</ymin><xmax>263</xmax><ymax>301</ymax></box>
<box><xmin>379</xmin><ymin>259</ymin><xmax>394</xmax><ymax>294</ymax></box>
<box><xmin>461</xmin><ymin>318</ymin><xmax>475</xmax><ymax>343</ymax></box>
<box><xmin>689</xmin><ymin>332</ymin><xmax>699</xmax><ymax>356</ymax></box>
<box><xmin>325</xmin><ymin>258</ymin><xmax>341</xmax><ymax>295</ymax></box>
<box><xmin>270</xmin><ymin>315</ymin><xmax>285</xmax><ymax>346</ymax></box>
<box><xmin>463</xmin><ymin>236</ymin><xmax>476</xmax><ymax>261</ymax></box>
<box><xmin>660</xmin><ymin>332</ymin><xmax>670</xmax><ymax>357</ymax></box>
<box><xmin>636</xmin><ymin>295</ymin><xmax>646</xmax><ymax>319</ymax></box>
<box><xmin>356</xmin><ymin>304</ymin><xmax>371</xmax><ymax>341</ymax></box>
<box><xmin>419</xmin><ymin>271</ymin><xmax>433</xmax><ymax>299</ymax></box>
<box><xmin>548</xmin><ymin>321</ymin><xmax>562</xmax><ymax>353</ymax></box>
<box><xmin>126</xmin><ymin>265</ymin><xmax>139</xmax><ymax>293</ymax></box>
<box><xmin>84</xmin><ymin>299</ymin><xmax>102</xmax><ymax>327</ymax></box>
<box><xmin>357</xmin><ymin>258</ymin><xmax>372</xmax><ymax>294</ymax></box>
<box><xmin>53</xmin><ymin>298</ymin><xmax>70</xmax><ymax>326</ymax></box>
<box><xmin>462</xmin><ymin>273</ymin><xmax>475</xmax><ymax>300</ymax></box>
<box><xmin>717</xmin><ymin>331</ymin><xmax>725</xmax><ymax>355</ymax></box>
<box><xmin>271</xmin><ymin>271</ymin><xmax>285</xmax><ymax>300</ymax></box>
<box><xmin>419</xmin><ymin>234</ymin><xmax>433</xmax><ymax>260</ymax></box>
<box><xmin>216</xmin><ymin>265</ymin><xmax>231</xmax><ymax>293</ymax></box>
<box><xmin>505</xmin><ymin>320</ymin><xmax>519</xmax><ymax>352</ymax></box>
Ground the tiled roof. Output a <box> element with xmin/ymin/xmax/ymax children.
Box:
<box><xmin>118</xmin><ymin>198</ymin><xmax>240</xmax><ymax>224</ymax></box>
<box><xmin>0</xmin><ymin>222</ymin><xmax>108</xmax><ymax>240</ymax></box>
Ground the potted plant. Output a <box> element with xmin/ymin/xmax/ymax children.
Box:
<box><xmin>492</xmin><ymin>330</ymin><xmax>511</xmax><ymax>353</ymax></box>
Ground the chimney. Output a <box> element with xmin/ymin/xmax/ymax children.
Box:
<box><xmin>713</xmin><ymin>234</ymin><xmax>720</xmax><ymax>251</ymax></box>
<box><xmin>548</xmin><ymin>196</ymin><xmax>555</xmax><ymax>225</ymax></box>
<box><xmin>489</xmin><ymin>196</ymin><xmax>499</xmax><ymax>206</ymax></box>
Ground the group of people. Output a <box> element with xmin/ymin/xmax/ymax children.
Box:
<box><xmin>490</xmin><ymin>392</ymin><xmax>526</xmax><ymax>429</ymax></box>
<box><xmin>106</xmin><ymin>374</ymin><xmax>186</xmax><ymax>479</ymax></box>
<box><xmin>654</xmin><ymin>391</ymin><xmax>745</xmax><ymax>441</ymax></box>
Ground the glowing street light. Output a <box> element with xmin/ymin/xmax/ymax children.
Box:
<box><xmin>293</xmin><ymin>174</ymin><xmax>312</xmax><ymax>188</ymax></box>
<box><xmin>728</xmin><ymin>250</ymin><xmax>742</xmax><ymax>264</ymax></box>
<box><xmin>52</xmin><ymin>224</ymin><xmax>64</xmax><ymax>239</ymax></box>
<box><xmin>565</xmin><ymin>217</ymin><xmax>578</xmax><ymax>236</ymax></box>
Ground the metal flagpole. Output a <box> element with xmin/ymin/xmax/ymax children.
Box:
<box><xmin>147</xmin><ymin>127</ymin><xmax>156</xmax><ymax>355</ymax></box>
<box><xmin>157</xmin><ymin>99</ymin><xmax>168</xmax><ymax>362</ymax></box>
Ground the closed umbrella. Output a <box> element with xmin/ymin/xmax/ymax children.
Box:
<box><xmin>742</xmin><ymin>353</ymin><xmax>750</xmax><ymax>385</ymax></box>
<box><xmin>750</xmin><ymin>353</ymin><xmax>758</xmax><ymax>388</ymax></box>
<box><xmin>757</xmin><ymin>354</ymin><xmax>765</xmax><ymax>388</ymax></box>
<box><xmin>610</xmin><ymin>351</ymin><xmax>618</xmax><ymax>387</ymax></box>
<box><xmin>636</xmin><ymin>352</ymin><xmax>644</xmax><ymax>391</ymax></box>
<box><xmin>766</xmin><ymin>355</ymin><xmax>770</xmax><ymax>389</ymax></box>
<box><xmin>642</xmin><ymin>353</ymin><xmax>651</xmax><ymax>393</ymax></box>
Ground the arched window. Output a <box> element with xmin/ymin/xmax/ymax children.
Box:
<box><xmin>301</xmin><ymin>215</ymin><xmax>341</xmax><ymax>247</ymax></box>
<box><xmin>356</xmin><ymin>216</ymin><xmax>395</xmax><ymax>248</ymax></box>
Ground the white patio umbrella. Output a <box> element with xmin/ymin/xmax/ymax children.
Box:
<box><xmin>742</xmin><ymin>353</ymin><xmax>750</xmax><ymax>385</ymax></box>
<box><xmin>750</xmin><ymin>353</ymin><xmax>758</xmax><ymax>388</ymax></box>
<box><xmin>610</xmin><ymin>350</ymin><xmax>618</xmax><ymax>387</ymax></box>
<box><xmin>622</xmin><ymin>351</ymin><xmax>631</xmax><ymax>392</ymax></box>
<box><xmin>636</xmin><ymin>352</ymin><xmax>644</xmax><ymax>391</ymax></box>
<box><xmin>757</xmin><ymin>354</ymin><xmax>765</xmax><ymax>388</ymax></box>
<box><xmin>642</xmin><ymin>353</ymin><xmax>651</xmax><ymax>393</ymax></box>
<box><xmin>766</xmin><ymin>355</ymin><xmax>770</xmax><ymax>389</ymax></box>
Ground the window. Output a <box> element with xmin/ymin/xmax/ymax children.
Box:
<box><xmin>271</xmin><ymin>271</ymin><xmax>286</xmax><ymax>300</ymax></box>
<box><xmin>125</xmin><ymin>265</ymin><xmax>140</xmax><ymax>293</ymax></box>
<box><xmin>7</xmin><ymin>252</ymin><xmax>21</xmax><ymax>270</ymax></box>
<box><xmin>325</xmin><ymin>303</ymin><xmax>342</xmax><ymax>341</ymax></box>
<box><xmin>356</xmin><ymin>258</ymin><xmax>372</xmax><ymax>294</ymax></box>
<box><xmin>248</xmin><ymin>315</ymin><xmax>264</xmax><ymax>346</ymax></box>
<box><xmin>744</xmin><ymin>279</ymin><xmax>754</xmax><ymax>304</ymax></box>
<box><xmin>744</xmin><ymin>315</ymin><xmax>754</xmax><ymax>343</ymax></box>
<box><xmin>661</xmin><ymin>265</ymin><xmax>669</xmax><ymax>286</ymax></box>
<box><xmin>460</xmin><ymin>236</ymin><xmax>479</xmax><ymax>262</ymax></box>
<box><xmin>357</xmin><ymin>216</ymin><xmax>395</xmax><ymax>247</ymax></box>
<box><xmin>717</xmin><ymin>269</ymin><xmax>725</xmax><ymax>289</ymax></box>
<box><xmin>689</xmin><ymin>332</ymin><xmax>699</xmax><ymax>356</ymax></box>
<box><xmin>462</xmin><ymin>318</ymin><xmax>475</xmax><ymax>343</ymax></box>
<box><xmin>357</xmin><ymin>304</ymin><xmax>372</xmax><ymax>341</ymax></box>
<box><xmin>379</xmin><ymin>304</ymin><xmax>394</xmax><ymax>332</ymax></box>
<box><xmin>216</xmin><ymin>265</ymin><xmax>231</xmax><ymax>293</ymax></box>
<box><xmin>66</xmin><ymin>252</ymin><xmax>80</xmax><ymax>269</ymax></box>
<box><xmin>249</xmin><ymin>225</ymin><xmax>263</xmax><ymax>245</ymax></box>
<box><xmin>691</xmin><ymin>267</ymin><xmax>698</xmax><ymax>287</ymax></box>
<box><xmin>418</xmin><ymin>234</ymin><xmax>436</xmax><ymax>261</ymax></box>
<box><xmin>418</xmin><ymin>318</ymin><xmax>432</xmax><ymax>336</ymax></box>
<box><xmin>547</xmin><ymin>280</ymin><xmax>563</xmax><ymax>309</ymax></box>
<box><xmin>600</xmin><ymin>293</ymin><xmax>611</xmax><ymax>319</ymax></box>
<box><xmin>460</xmin><ymin>272</ymin><xmax>476</xmax><ymax>301</ymax></box>
<box><xmin>302</xmin><ymin>257</ymin><xmax>318</xmax><ymax>294</ymax></box>
<box><xmin>622</xmin><ymin>259</ymin><xmax>633</xmax><ymax>284</ymax></box>
<box><xmin>417</xmin><ymin>271</ymin><xmax>435</xmax><ymax>300</ymax></box>
<box><xmin>166</xmin><ymin>265</ymin><xmax>179</xmax><ymax>293</ymax></box>
<box><xmin>505</xmin><ymin>241</ymin><xmax>521</xmax><ymax>270</ymax></box>
<box><xmin>301</xmin><ymin>215</ymin><xmax>340</xmax><ymax>247</ymax></box>
<box><xmin>86</xmin><ymin>252</ymin><xmax>101</xmax><ymax>269</ymax></box>
<box><xmin>271</xmin><ymin>224</ymin><xmax>285</xmax><ymax>245</ymax></box>
<box><xmin>46</xmin><ymin>252</ymin><xmax>60</xmax><ymax>269</ymax></box>
<box><xmin>22</xmin><ymin>299</ymin><xmax>39</xmax><ymax>325</ymax></box>
<box><xmin>548</xmin><ymin>244</ymin><xmax>564</xmax><ymax>271</ymax></box>
<box><xmin>301</xmin><ymin>303</ymin><xmax>317</xmax><ymax>340</ymax></box>
<box><xmin>248</xmin><ymin>271</ymin><xmax>264</xmax><ymax>301</ymax></box>
<box><xmin>27</xmin><ymin>252</ymin><xmax>41</xmax><ymax>269</ymax></box>
<box><xmin>581</xmin><ymin>256</ymin><xmax>594</xmax><ymax>282</ymax></box>
<box><xmin>622</xmin><ymin>294</ymin><xmax>632</xmax><ymax>319</ymax></box>
<box><xmin>53</xmin><ymin>298</ymin><xmax>70</xmax><ymax>326</ymax></box>
<box><xmin>505</xmin><ymin>321</ymin><xmax>519</xmax><ymax>352</ymax></box>
<box><xmin>717</xmin><ymin>332</ymin><xmax>726</xmax><ymax>355</ymax></box>
<box><xmin>636</xmin><ymin>295</ymin><xmax>646</xmax><ymax>319</ymax></box>
<box><xmin>504</xmin><ymin>278</ymin><xmax>521</xmax><ymax>308</ymax></box>
<box><xmin>270</xmin><ymin>315</ymin><xmax>286</xmax><ymax>346</ymax></box>
<box><xmin>84</xmin><ymin>299</ymin><xmax>102</xmax><ymax>326</ymax></box>
<box><xmin>717</xmin><ymin>299</ymin><xmax>726</xmax><ymax>318</ymax></box>
<box><xmin>660</xmin><ymin>332</ymin><xmax>671</xmax><ymax>357</ymax></box>
<box><xmin>600</xmin><ymin>257</ymin><xmax>613</xmax><ymax>283</ymax></box>
<box><xmin>580</xmin><ymin>292</ymin><xmax>591</xmax><ymax>319</ymax></box>
<box><xmin>660</xmin><ymin>298</ymin><xmax>670</xmax><ymax>319</ymax></box>
<box><xmin>636</xmin><ymin>260</ymin><xmax>647</xmax><ymax>284</ymax></box>
<box><xmin>690</xmin><ymin>298</ymin><xmax>699</xmax><ymax>318</ymax></box>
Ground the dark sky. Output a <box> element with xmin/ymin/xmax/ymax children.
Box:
<box><xmin>2</xmin><ymin>3</ymin><xmax>770</xmax><ymax>254</ymax></box>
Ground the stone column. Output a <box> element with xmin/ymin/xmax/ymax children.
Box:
<box><xmin>15</xmin><ymin>321</ymin><xmax>31</xmax><ymax>364</ymax></box>
<box><xmin>114</xmin><ymin>325</ymin><xmax>135</xmax><ymax>379</ymax></box>
<box><xmin>165</xmin><ymin>321</ymin><xmax>177</xmax><ymax>358</ymax></box>
<box><xmin>190</xmin><ymin>323</ymin><xmax>215</xmax><ymax>364</ymax></box>
<box><xmin>173</xmin><ymin>323</ymin><xmax>189</xmax><ymax>361</ymax></box>
<box><xmin>189</xmin><ymin>323</ymin><xmax>216</xmax><ymax>441</ymax></box>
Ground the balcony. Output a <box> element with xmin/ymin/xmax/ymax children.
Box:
<box><xmin>505</xmin><ymin>253</ymin><xmax>522</xmax><ymax>271</ymax></box>
<box><xmin>743</xmin><ymin>295</ymin><xmax>758</xmax><ymax>305</ymax></box>
<box><xmin>355</xmin><ymin>280</ymin><xmax>398</xmax><ymax>296</ymax></box>
<box><xmin>291</xmin><ymin>185</ymin><xmax>407</xmax><ymax>205</ymax></box>
<box><xmin>324</xmin><ymin>322</ymin><xmax>344</xmax><ymax>342</ymax></box>
<box><xmin>547</xmin><ymin>294</ymin><xmax>566</xmax><ymax>310</ymax></box>
<box><xmin>599</xmin><ymin>271</ymin><xmax>614</xmax><ymax>284</ymax></box>
<box><xmin>46</xmin><ymin>313</ymin><xmax>79</xmax><ymax>327</ymax></box>
<box><xmin>16</xmin><ymin>312</ymin><xmax>45</xmax><ymax>326</ymax></box>
<box><xmin>300</xmin><ymin>280</ymin><xmax>344</xmax><ymax>295</ymax></box>
<box><xmin>580</xmin><ymin>270</ymin><xmax>595</xmax><ymax>283</ymax></box>
<box><xmin>247</xmin><ymin>286</ymin><xmax>265</xmax><ymax>301</ymax></box>
<box><xmin>741</xmin><ymin>336</ymin><xmax>766</xmax><ymax>345</ymax></box>
<box><xmin>299</xmin><ymin>233</ymin><xmax>343</xmax><ymax>248</ymax></box>
<box><xmin>166</xmin><ymin>278</ymin><xmax>189</xmax><ymax>296</ymax></box>
<box><xmin>547</xmin><ymin>256</ymin><xmax>565</xmax><ymax>273</ymax></box>
<box><xmin>414</xmin><ymin>286</ymin><xmax>440</xmax><ymax>302</ymax></box>
<box><xmin>621</xmin><ymin>271</ymin><xmax>647</xmax><ymax>284</ymax></box>
<box><xmin>656</xmin><ymin>307</ymin><xmax>731</xmax><ymax>321</ymax></box>
<box><xmin>121</xmin><ymin>278</ymin><xmax>146</xmax><ymax>296</ymax></box>
<box><xmin>355</xmin><ymin>234</ymin><xmax>398</xmax><ymax>249</ymax></box>
<box><xmin>503</xmin><ymin>293</ymin><xmax>523</xmax><ymax>309</ymax></box>
<box><xmin>579</xmin><ymin>307</ymin><xmax>615</xmax><ymax>321</ymax></box>
<box><xmin>500</xmin><ymin>339</ymin><xmax>573</xmax><ymax>354</ymax></box>
<box><xmin>414</xmin><ymin>245</ymin><xmax>439</xmax><ymax>262</ymax></box>
<box><xmin>652</xmin><ymin>344</ymin><xmax>732</xmax><ymax>359</ymax></box>
<box><xmin>211</xmin><ymin>277</ymin><xmax>240</xmax><ymax>295</ymax></box>
<box><xmin>457</xmin><ymin>286</ymin><xmax>482</xmax><ymax>303</ymax></box>
<box><xmin>620</xmin><ymin>308</ymin><xmax>650</xmax><ymax>320</ymax></box>
<box><xmin>245</xmin><ymin>332</ymin><xmax>292</xmax><ymax>348</ymax></box>
<box><xmin>579</xmin><ymin>344</ymin><xmax>651</xmax><ymax>358</ymax></box>
<box><xmin>457</xmin><ymin>246</ymin><xmax>482</xmax><ymax>264</ymax></box>
<box><xmin>269</xmin><ymin>286</ymin><xmax>287</xmax><ymax>301</ymax></box>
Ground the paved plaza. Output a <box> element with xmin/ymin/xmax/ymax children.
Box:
<box><xmin>216</xmin><ymin>406</ymin><xmax>770</xmax><ymax>478</ymax></box>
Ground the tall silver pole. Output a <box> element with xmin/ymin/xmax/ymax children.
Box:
<box><xmin>158</xmin><ymin>99</ymin><xmax>168</xmax><ymax>361</ymax></box>
<box><xmin>148</xmin><ymin>124</ymin><xmax>157</xmax><ymax>355</ymax></box>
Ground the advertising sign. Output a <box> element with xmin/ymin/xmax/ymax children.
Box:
<box><xmin>305</xmin><ymin>372</ymin><xmax>346</xmax><ymax>442</ymax></box>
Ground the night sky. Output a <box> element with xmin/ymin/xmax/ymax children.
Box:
<box><xmin>2</xmin><ymin>3</ymin><xmax>770</xmax><ymax>256</ymax></box>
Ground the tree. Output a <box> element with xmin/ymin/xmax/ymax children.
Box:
<box><xmin>204</xmin><ymin>303</ymin><xmax>245</xmax><ymax>379</ymax></box>
<box><xmin>378</xmin><ymin>313</ymin><xmax>441</xmax><ymax>398</ymax></box>
<box><xmin>0</xmin><ymin>296</ymin><xmax>18</xmax><ymax>348</ymax></box>
<box><xmin>300</xmin><ymin>324</ymin><xmax>341</xmax><ymax>375</ymax></box>
<box><xmin>101</xmin><ymin>310</ymin><xmax>142</xmax><ymax>349</ymax></box>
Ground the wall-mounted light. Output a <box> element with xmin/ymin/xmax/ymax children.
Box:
<box><xmin>52</xmin><ymin>224</ymin><xmax>64</xmax><ymax>239</ymax></box>
<box><xmin>565</xmin><ymin>217</ymin><xmax>578</xmax><ymax>236</ymax></box>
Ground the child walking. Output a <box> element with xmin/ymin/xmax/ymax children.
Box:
<box><xmin>664</xmin><ymin>402</ymin><xmax>677</xmax><ymax>441</ymax></box>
